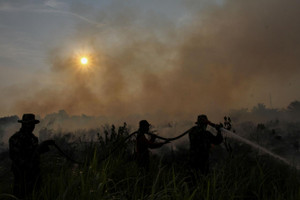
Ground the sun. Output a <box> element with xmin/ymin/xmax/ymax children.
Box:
<box><xmin>73</xmin><ymin>49</ymin><xmax>96</xmax><ymax>72</ymax></box>
<box><xmin>80</xmin><ymin>57</ymin><xmax>88</xmax><ymax>65</ymax></box>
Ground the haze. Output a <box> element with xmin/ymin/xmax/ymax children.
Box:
<box><xmin>1</xmin><ymin>0</ymin><xmax>300</xmax><ymax>122</ymax></box>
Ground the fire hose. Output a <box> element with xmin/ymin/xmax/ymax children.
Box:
<box><xmin>100</xmin><ymin>121</ymin><xmax>222</xmax><ymax>159</ymax></box>
<box><xmin>52</xmin><ymin>143</ymin><xmax>84</xmax><ymax>164</ymax></box>
<box><xmin>145</xmin><ymin>121</ymin><xmax>222</xmax><ymax>141</ymax></box>
<box><xmin>50</xmin><ymin>121</ymin><xmax>222</xmax><ymax>164</ymax></box>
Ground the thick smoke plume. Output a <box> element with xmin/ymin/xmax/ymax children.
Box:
<box><xmin>8</xmin><ymin>0</ymin><xmax>300</xmax><ymax>123</ymax></box>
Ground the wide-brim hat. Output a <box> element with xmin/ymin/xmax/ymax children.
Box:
<box><xmin>18</xmin><ymin>113</ymin><xmax>40</xmax><ymax>124</ymax></box>
<box><xmin>195</xmin><ymin>114</ymin><xmax>208</xmax><ymax>124</ymax></box>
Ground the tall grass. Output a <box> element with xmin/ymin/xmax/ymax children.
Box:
<box><xmin>17</xmin><ymin>143</ymin><xmax>297</xmax><ymax>200</ymax></box>
<box><xmin>1</xmin><ymin>124</ymin><xmax>299</xmax><ymax>200</ymax></box>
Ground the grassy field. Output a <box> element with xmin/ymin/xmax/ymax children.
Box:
<box><xmin>0</xmin><ymin>125</ymin><xmax>300</xmax><ymax>200</ymax></box>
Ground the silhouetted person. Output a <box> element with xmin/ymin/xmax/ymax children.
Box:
<box><xmin>188</xmin><ymin>115</ymin><xmax>223</xmax><ymax>174</ymax></box>
<box><xmin>136</xmin><ymin>120</ymin><xmax>168</xmax><ymax>171</ymax></box>
<box><xmin>9</xmin><ymin>114</ymin><xmax>54</xmax><ymax>199</ymax></box>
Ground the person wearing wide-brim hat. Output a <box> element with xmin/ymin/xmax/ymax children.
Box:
<box><xmin>17</xmin><ymin>113</ymin><xmax>40</xmax><ymax>124</ymax></box>
<box><xmin>188</xmin><ymin>114</ymin><xmax>223</xmax><ymax>174</ymax></box>
<box><xmin>9</xmin><ymin>114</ymin><xmax>54</xmax><ymax>199</ymax></box>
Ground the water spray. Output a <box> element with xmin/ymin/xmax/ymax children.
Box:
<box><xmin>205</xmin><ymin>120</ymin><xmax>299</xmax><ymax>170</ymax></box>
<box><xmin>83</xmin><ymin>120</ymin><xmax>300</xmax><ymax>170</ymax></box>
<box><xmin>219</xmin><ymin>126</ymin><xmax>300</xmax><ymax>170</ymax></box>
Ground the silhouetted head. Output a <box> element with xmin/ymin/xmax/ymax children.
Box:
<box><xmin>18</xmin><ymin>113</ymin><xmax>40</xmax><ymax>133</ymax></box>
<box><xmin>139</xmin><ymin>120</ymin><xmax>151</xmax><ymax>133</ymax></box>
<box><xmin>195</xmin><ymin>114</ymin><xmax>208</xmax><ymax>130</ymax></box>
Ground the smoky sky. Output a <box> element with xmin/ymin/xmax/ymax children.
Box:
<box><xmin>3</xmin><ymin>0</ymin><xmax>300</xmax><ymax>122</ymax></box>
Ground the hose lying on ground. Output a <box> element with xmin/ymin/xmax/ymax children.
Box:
<box><xmin>52</xmin><ymin>143</ymin><xmax>84</xmax><ymax>164</ymax></box>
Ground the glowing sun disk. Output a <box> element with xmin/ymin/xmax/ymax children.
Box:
<box><xmin>81</xmin><ymin>57</ymin><xmax>88</xmax><ymax>65</ymax></box>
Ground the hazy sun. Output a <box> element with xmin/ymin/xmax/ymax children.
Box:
<box><xmin>80</xmin><ymin>57</ymin><xmax>88</xmax><ymax>65</ymax></box>
<box><xmin>73</xmin><ymin>49</ymin><xmax>95</xmax><ymax>72</ymax></box>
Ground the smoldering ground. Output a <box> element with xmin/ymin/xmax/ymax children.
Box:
<box><xmin>2</xmin><ymin>0</ymin><xmax>300</xmax><ymax>124</ymax></box>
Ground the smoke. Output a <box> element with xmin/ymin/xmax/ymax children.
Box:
<box><xmin>6</xmin><ymin>0</ymin><xmax>300</xmax><ymax>123</ymax></box>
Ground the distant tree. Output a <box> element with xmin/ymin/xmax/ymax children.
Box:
<box><xmin>252</xmin><ymin>103</ymin><xmax>267</xmax><ymax>114</ymax></box>
<box><xmin>287</xmin><ymin>100</ymin><xmax>300</xmax><ymax>112</ymax></box>
<box><xmin>251</xmin><ymin>103</ymin><xmax>280</xmax><ymax>121</ymax></box>
<box><xmin>0</xmin><ymin>115</ymin><xmax>19</xmax><ymax>142</ymax></box>
<box><xmin>0</xmin><ymin>115</ymin><xmax>19</xmax><ymax>124</ymax></box>
<box><xmin>287</xmin><ymin>100</ymin><xmax>300</xmax><ymax>120</ymax></box>
<box><xmin>252</xmin><ymin>103</ymin><xmax>266</xmax><ymax>112</ymax></box>
<box><xmin>229</xmin><ymin>108</ymin><xmax>249</xmax><ymax>122</ymax></box>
